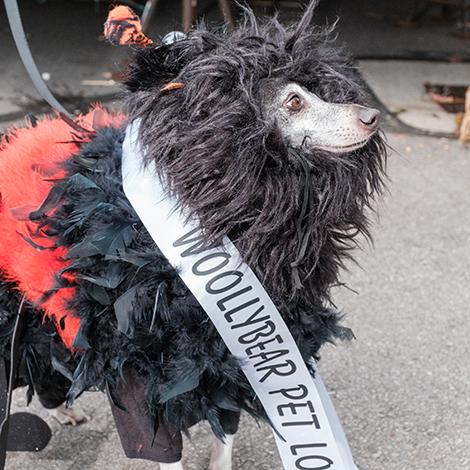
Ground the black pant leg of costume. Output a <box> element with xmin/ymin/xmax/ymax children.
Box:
<box><xmin>108</xmin><ymin>368</ymin><xmax>242</xmax><ymax>463</ymax></box>
<box><xmin>108</xmin><ymin>370</ymin><xmax>183</xmax><ymax>463</ymax></box>
<box><xmin>220</xmin><ymin>409</ymin><xmax>241</xmax><ymax>436</ymax></box>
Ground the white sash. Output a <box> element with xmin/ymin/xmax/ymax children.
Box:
<box><xmin>122</xmin><ymin>121</ymin><xmax>358</xmax><ymax>470</ymax></box>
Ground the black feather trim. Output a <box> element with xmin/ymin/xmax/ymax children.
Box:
<box><xmin>1</xmin><ymin>122</ymin><xmax>356</xmax><ymax>440</ymax></box>
<box><xmin>0</xmin><ymin>274</ymin><xmax>80</xmax><ymax>408</ymax></box>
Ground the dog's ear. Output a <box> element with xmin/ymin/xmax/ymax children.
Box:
<box><xmin>103</xmin><ymin>5</ymin><xmax>194</xmax><ymax>92</ymax></box>
<box><xmin>124</xmin><ymin>42</ymin><xmax>190</xmax><ymax>93</ymax></box>
<box><xmin>124</xmin><ymin>31</ymin><xmax>219</xmax><ymax>93</ymax></box>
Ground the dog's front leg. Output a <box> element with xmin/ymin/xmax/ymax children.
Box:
<box><xmin>159</xmin><ymin>461</ymin><xmax>184</xmax><ymax>470</ymax></box>
<box><xmin>48</xmin><ymin>403</ymin><xmax>90</xmax><ymax>426</ymax></box>
<box><xmin>209</xmin><ymin>434</ymin><xmax>234</xmax><ymax>470</ymax></box>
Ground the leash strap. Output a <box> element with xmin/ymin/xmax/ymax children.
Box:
<box><xmin>0</xmin><ymin>359</ymin><xmax>9</xmax><ymax>470</ymax></box>
<box><xmin>122</xmin><ymin>121</ymin><xmax>358</xmax><ymax>470</ymax></box>
<box><xmin>0</xmin><ymin>297</ymin><xmax>52</xmax><ymax>468</ymax></box>
<box><xmin>4</xmin><ymin>0</ymin><xmax>74</xmax><ymax>119</ymax></box>
<box><xmin>0</xmin><ymin>297</ymin><xmax>26</xmax><ymax>468</ymax></box>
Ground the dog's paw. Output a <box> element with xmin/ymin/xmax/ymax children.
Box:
<box><xmin>48</xmin><ymin>404</ymin><xmax>90</xmax><ymax>426</ymax></box>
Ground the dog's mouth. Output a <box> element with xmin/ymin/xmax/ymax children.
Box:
<box><xmin>318</xmin><ymin>137</ymin><xmax>372</xmax><ymax>154</ymax></box>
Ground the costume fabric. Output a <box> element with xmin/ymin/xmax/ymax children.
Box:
<box><xmin>0</xmin><ymin>111</ymin><xmax>345</xmax><ymax>457</ymax></box>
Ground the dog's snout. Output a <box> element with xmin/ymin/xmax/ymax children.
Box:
<box><xmin>359</xmin><ymin>108</ymin><xmax>380</xmax><ymax>130</ymax></box>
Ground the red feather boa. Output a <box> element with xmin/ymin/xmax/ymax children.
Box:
<box><xmin>0</xmin><ymin>109</ymin><xmax>125</xmax><ymax>349</ymax></box>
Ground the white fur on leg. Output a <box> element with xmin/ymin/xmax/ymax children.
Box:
<box><xmin>159</xmin><ymin>461</ymin><xmax>184</xmax><ymax>470</ymax></box>
<box><xmin>209</xmin><ymin>434</ymin><xmax>234</xmax><ymax>470</ymax></box>
<box><xmin>48</xmin><ymin>403</ymin><xmax>90</xmax><ymax>426</ymax></box>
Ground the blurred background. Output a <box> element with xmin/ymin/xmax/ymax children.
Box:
<box><xmin>1</xmin><ymin>1</ymin><xmax>469</xmax><ymax>470</ymax></box>
<box><xmin>2</xmin><ymin>0</ymin><xmax>470</xmax><ymax>135</ymax></box>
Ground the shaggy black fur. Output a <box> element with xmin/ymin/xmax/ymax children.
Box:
<box><xmin>125</xmin><ymin>3</ymin><xmax>386</xmax><ymax>309</ymax></box>
<box><xmin>0</xmin><ymin>1</ymin><xmax>387</xmax><ymax>445</ymax></box>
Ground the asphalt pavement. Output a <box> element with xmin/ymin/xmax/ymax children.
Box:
<box><xmin>1</xmin><ymin>1</ymin><xmax>470</xmax><ymax>469</ymax></box>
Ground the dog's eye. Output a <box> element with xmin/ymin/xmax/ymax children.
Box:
<box><xmin>286</xmin><ymin>95</ymin><xmax>303</xmax><ymax>111</ymax></box>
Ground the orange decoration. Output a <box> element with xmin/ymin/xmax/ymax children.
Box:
<box><xmin>104</xmin><ymin>5</ymin><xmax>153</xmax><ymax>48</ymax></box>
<box><xmin>161</xmin><ymin>82</ymin><xmax>184</xmax><ymax>91</ymax></box>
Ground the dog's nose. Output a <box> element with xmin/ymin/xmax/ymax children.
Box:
<box><xmin>359</xmin><ymin>108</ymin><xmax>380</xmax><ymax>130</ymax></box>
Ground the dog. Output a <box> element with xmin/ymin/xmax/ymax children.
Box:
<box><xmin>0</xmin><ymin>2</ymin><xmax>386</xmax><ymax>469</ymax></box>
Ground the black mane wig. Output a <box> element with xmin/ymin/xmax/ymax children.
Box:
<box><xmin>125</xmin><ymin>2</ymin><xmax>387</xmax><ymax>311</ymax></box>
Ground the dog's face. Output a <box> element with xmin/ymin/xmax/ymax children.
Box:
<box><xmin>260</xmin><ymin>80</ymin><xmax>380</xmax><ymax>153</ymax></box>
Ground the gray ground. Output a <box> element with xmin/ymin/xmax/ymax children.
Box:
<box><xmin>1</xmin><ymin>1</ymin><xmax>470</xmax><ymax>469</ymax></box>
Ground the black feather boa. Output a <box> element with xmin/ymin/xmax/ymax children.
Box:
<box><xmin>5</xmin><ymin>124</ymin><xmax>350</xmax><ymax>438</ymax></box>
